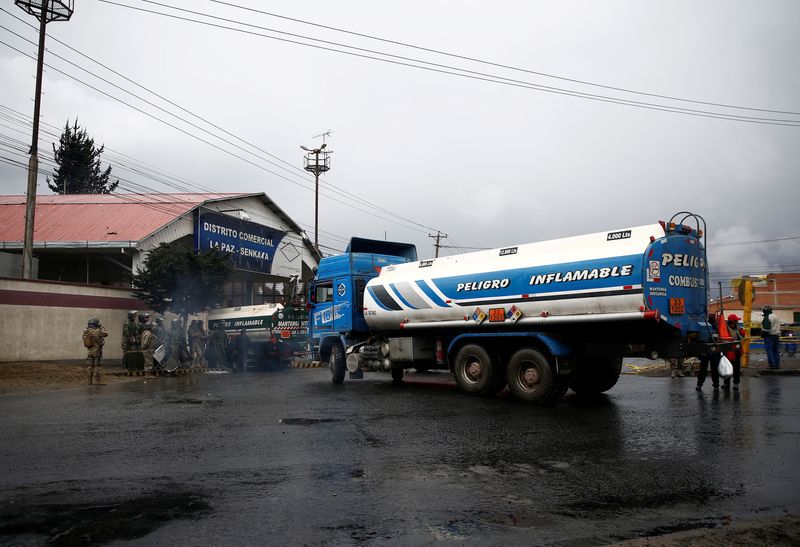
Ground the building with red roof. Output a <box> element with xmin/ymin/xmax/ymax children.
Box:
<box><xmin>0</xmin><ymin>193</ymin><xmax>320</xmax><ymax>307</ymax></box>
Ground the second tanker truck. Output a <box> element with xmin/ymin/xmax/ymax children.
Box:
<box><xmin>307</xmin><ymin>212</ymin><xmax>734</xmax><ymax>404</ymax></box>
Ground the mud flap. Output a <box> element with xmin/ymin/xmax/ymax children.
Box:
<box><xmin>349</xmin><ymin>369</ymin><xmax>364</xmax><ymax>379</ymax></box>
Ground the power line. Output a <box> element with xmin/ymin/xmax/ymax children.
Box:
<box><xmin>0</xmin><ymin>38</ymin><xmax>437</xmax><ymax>233</ymax></box>
<box><xmin>92</xmin><ymin>0</ymin><xmax>800</xmax><ymax>127</ymax></box>
<box><xmin>1</xmin><ymin>11</ymin><xmax>446</xmax><ymax>233</ymax></box>
<box><xmin>209</xmin><ymin>0</ymin><xmax>800</xmax><ymax>117</ymax></box>
<box><xmin>708</xmin><ymin>236</ymin><xmax>800</xmax><ymax>247</ymax></box>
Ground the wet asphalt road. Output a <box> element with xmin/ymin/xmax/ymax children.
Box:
<box><xmin>0</xmin><ymin>368</ymin><xmax>798</xmax><ymax>546</ymax></box>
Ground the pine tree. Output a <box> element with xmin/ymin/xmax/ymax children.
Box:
<box><xmin>46</xmin><ymin>119</ymin><xmax>119</xmax><ymax>194</ymax></box>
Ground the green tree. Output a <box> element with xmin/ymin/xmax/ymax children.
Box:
<box><xmin>132</xmin><ymin>241</ymin><xmax>233</xmax><ymax>320</ymax></box>
<box><xmin>46</xmin><ymin>119</ymin><xmax>119</xmax><ymax>194</ymax></box>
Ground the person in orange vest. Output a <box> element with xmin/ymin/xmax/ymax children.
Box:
<box><xmin>723</xmin><ymin>314</ymin><xmax>744</xmax><ymax>391</ymax></box>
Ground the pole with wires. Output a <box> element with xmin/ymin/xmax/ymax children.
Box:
<box><xmin>15</xmin><ymin>0</ymin><xmax>73</xmax><ymax>279</ymax></box>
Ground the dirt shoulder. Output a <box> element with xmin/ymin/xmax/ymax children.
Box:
<box><xmin>0</xmin><ymin>362</ymin><xmax>134</xmax><ymax>394</ymax></box>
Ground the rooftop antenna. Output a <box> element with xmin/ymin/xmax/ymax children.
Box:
<box><xmin>312</xmin><ymin>130</ymin><xmax>333</xmax><ymax>144</ymax></box>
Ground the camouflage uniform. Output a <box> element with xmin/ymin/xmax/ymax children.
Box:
<box><xmin>166</xmin><ymin>319</ymin><xmax>188</xmax><ymax>369</ymax></box>
<box><xmin>187</xmin><ymin>320</ymin><xmax>208</xmax><ymax>368</ymax></box>
<box><xmin>83</xmin><ymin>320</ymin><xmax>108</xmax><ymax>385</ymax></box>
<box><xmin>121</xmin><ymin>312</ymin><xmax>140</xmax><ymax>371</ymax></box>
<box><xmin>141</xmin><ymin>323</ymin><xmax>156</xmax><ymax>372</ymax></box>
<box><xmin>153</xmin><ymin>317</ymin><xmax>167</xmax><ymax>347</ymax></box>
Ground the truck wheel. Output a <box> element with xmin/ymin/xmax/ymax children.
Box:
<box><xmin>330</xmin><ymin>343</ymin><xmax>346</xmax><ymax>384</ymax></box>
<box><xmin>506</xmin><ymin>348</ymin><xmax>558</xmax><ymax>404</ymax></box>
<box><xmin>453</xmin><ymin>344</ymin><xmax>499</xmax><ymax>396</ymax></box>
<box><xmin>570</xmin><ymin>357</ymin><xmax>623</xmax><ymax>394</ymax></box>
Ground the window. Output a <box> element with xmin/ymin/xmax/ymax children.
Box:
<box><xmin>316</xmin><ymin>283</ymin><xmax>334</xmax><ymax>304</ymax></box>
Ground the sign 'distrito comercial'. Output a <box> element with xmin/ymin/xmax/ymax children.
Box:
<box><xmin>195</xmin><ymin>208</ymin><xmax>286</xmax><ymax>274</ymax></box>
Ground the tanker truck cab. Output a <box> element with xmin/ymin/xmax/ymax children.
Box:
<box><xmin>308</xmin><ymin>237</ymin><xmax>418</xmax><ymax>381</ymax></box>
<box><xmin>310</xmin><ymin>212</ymin><xmax>728</xmax><ymax>404</ymax></box>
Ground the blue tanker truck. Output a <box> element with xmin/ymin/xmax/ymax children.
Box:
<box><xmin>307</xmin><ymin>212</ymin><xmax>735</xmax><ymax>404</ymax></box>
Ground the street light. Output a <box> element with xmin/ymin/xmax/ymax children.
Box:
<box><xmin>300</xmin><ymin>143</ymin><xmax>332</xmax><ymax>252</ymax></box>
<box><xmin>15</xmin><ymin>0</ymin><xmax>74</xmax><ymax>279</ymax></box>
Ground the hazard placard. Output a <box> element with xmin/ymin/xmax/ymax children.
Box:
<box><xmin>669</xmin><ymin>297</ymin><xmax>685</xmax><ymax>315</ymax></box>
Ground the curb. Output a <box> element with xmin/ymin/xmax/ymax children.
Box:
<box><xmin>109</xmin><ymin>368</ymin><xmax>209</xmax><ymax>377</ymax></box>
<box><xmin>292</xmin><ymin>361</ymin><xmax>325</xmax><ymax>369</ymax></box>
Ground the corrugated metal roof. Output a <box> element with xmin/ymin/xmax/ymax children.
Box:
<box><xmin>0</xmin><ymin>193</ymin><xmax>250</xmax><ymax>244</ymax></box>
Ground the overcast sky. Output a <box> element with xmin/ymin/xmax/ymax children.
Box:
<box><xmin>1</xmin><ymin>0</ymin><xmax>799</xmax><ymax>289</ymax></box>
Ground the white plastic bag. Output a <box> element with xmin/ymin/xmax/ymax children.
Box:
<box><xmin>718</xmin><ymin>353</ymin><xmax>734</xmax><ymax>379</ymax></box>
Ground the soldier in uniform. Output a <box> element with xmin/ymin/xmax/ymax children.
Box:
<box><xmin>138</xmin><ymin>312</ymin><xmax>151</xmax><ymax>338</ymax></box>
<box><xmin>83</xmin><ymin>318</ymin><xmax>108</xmax><ymax>385</ymax></box>
<box><xmin>141</xmin><ymin>322</ymin><xmax>156</xmax><ymax>373</ymax></box>
<box><xmin>122</xmin><ymin>310</ymin><xmax>139</xmax><ymax>371</ymax></box>
<box><xmin>166</xmin><ymin>318</ymin><xmax>189</xmax><ymax>368</ymax></box>
<box><xmin>187</xmin><ymin>319</ymin><xmax>208</xmax><ymax>368</ymax></box>
<box><xmin>153</xmin><ymin>316</ymin><xmax>167</xmax><ymax>347</ymax></box>
<box><xmin>209</xmin><ymin>322</ymin><xmax>229</xmax><ymax>370</ymax></box>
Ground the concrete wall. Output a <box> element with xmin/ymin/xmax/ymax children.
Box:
<box><xmin>0</xmin><ymin>278</ymin><xmax>149</xmax><ymax>362</ymax></box>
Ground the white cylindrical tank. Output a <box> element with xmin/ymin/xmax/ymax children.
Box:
<box><xmin>363</xmin><ymin>223</ymin><xmax>667</xmax><ymax>330</ymax></box>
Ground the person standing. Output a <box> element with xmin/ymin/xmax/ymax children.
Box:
<box><xmin>153</xmin><ymin>316</ymin><xmax>167</xmax><ymax>347</ymax></box>
<box><xmin>761</xmin><ymin>305</ymin><xmax>782</xmax><ymax>370</ymax></box>
<box><xmin>235</xmin><ymin>328</ymin><xmax>251</xmax><ymax>372</ymax></box>
<box><xmin>209</xmin><ymin>322</ymin><xmax>229</xmax><ymax>370</ymax></box>
<box><xmin>187</xmin><ymin>320</ymin><xmax>208</xmax><ymax>368</ymax></box>
<box><xmin>141</xmin><ymin>322</ymin><xmax>156</xmax><ymax>373</ymax></box>
<box><xmin>723</xmin><ymin>314</ymin><xmax>745</xmax><ymax>391</ymax></box>
<box><xmin>83</xmin><ymin>318</ymin><xmax>108</xmax><ymax>385</ymax></box>
<box><xmin>121</xmin><ymin>310</ymin><xmax>138</xmax><ymax>371</ymax></box>
<box><xmin>166</xmin><ymin>318</ymin><xmax>188</xmax><ymax>369</ymax></box>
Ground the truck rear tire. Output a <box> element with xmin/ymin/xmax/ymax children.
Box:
<box><xmin>570</xmin><ymin>357</ymin><xmax>623</xmax><ymax>394</ymax></box>
<box><xmin>330</xmin><ymin>343</ymin><xmax>346</xmax><ymax>384</ymax></box>
<box><xmin>506</xmin><ymin>348</ymin><xmax>558</xmax><ymax>404</ymax></box>
<box><xmin>453</xmin><ymin>344</ymin><xmax>500</xmax><ymax>396</ymax></box>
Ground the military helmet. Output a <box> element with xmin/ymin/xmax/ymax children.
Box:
<box><xmin>127</xmin><ymin>310</ymin><xmax>137</xmax><ymax>318</ymax></box>
<box><xmin>144</xmin><ymin>322</ymin><xmax>154</xmax><ymax>330</ymax></box>
<box><xmin>88</xmin><ymin>317</ymin><xmax>100</xmax><ymax>327</ymax></box>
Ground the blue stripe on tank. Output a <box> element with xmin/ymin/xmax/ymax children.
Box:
<box><xmin>416</xmin><ymin>280</ymin><xmax>450</xmax><ymax>307</ymax></box>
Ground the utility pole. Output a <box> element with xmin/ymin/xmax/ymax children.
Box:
<box><xmin>15</xmin><ymin>0</ymin><xmax>74</xmax><ymax>279</ymax></box>
<box><xmin>428</xmin><ymin>231</ymin><xmax>447</xmax><ymax>258</ymax></box>
<box><xmin>301</xmin><ymin>134</ymin><xmax>332</xmax><ymax>253</ymax></box>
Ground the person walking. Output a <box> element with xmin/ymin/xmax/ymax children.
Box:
<box><xmin>82</xmin><ymin>317</ymin><xmax>108</xmax><ymax>385</ymax></box>
<box><xmin>761</xmin><ymin>305</ymin><xmax>782</xmax><ymax>370</ymax></box>
<box><xmin>723</xmin><ymin>314</ymin><xmax>744</xmax><ymax>391</ymax></box>
<box><xmin>697</xmin><ymin>313</ymin><xmax>721</xmax><ymax>391</ymax></box>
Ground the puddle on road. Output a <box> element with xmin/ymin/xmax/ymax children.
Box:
<box><xmin>166</xmin><ymin>395</ymin><xmax>223</xmax><ymax>405</ymax></box>
<box><xmin>279</xmin><ymin>417</ymin><xmax>342</xmax><ymax>425</ymax></box>
<box><xmin>0</xmin><ymin>488</ymin><xmax>210</xmax><ymax>545</ymax></box>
